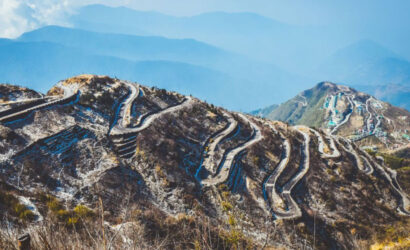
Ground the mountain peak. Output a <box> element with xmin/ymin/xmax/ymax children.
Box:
<box><xmin>313</xmin><ymin>81</ymin><xmax>357</xmax><ymax>94</ymax></box>
<box><xmin>257</xmin><ymin>81</ymin><xmax>409</xmax><ymax>149</ymax></box>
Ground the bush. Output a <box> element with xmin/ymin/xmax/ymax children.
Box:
<box><xmin>19</xmin><ymin>210</ymin><xmax>35</xmax><ymax>221</ymax></box>
<box><xmin>46</xmin><ymin>198</ymin><xmax>62</xmax><ymax>212</ymax></box>
<box><xmin>0</xmin><ymin>191</ymin><xmax>36</xmax><ymax>222</ymax></box>
<box><xmin>56</xmin><ymin>209</ymin><xmax>70</xmax><ymax>221</ymax></box>
<box><xmin>67</xmin><ymin>217</ymin><xmax>79</xmax><ymax>227</ymax></box>
<box><xmin>217</xmin><ymin>184</ymin><xmax>229</xmax><ymax>192</ymax></box>
<box><xmin>221</xmin><ymin>201</ymin><xmax>233</xmax><ymax>212</ymax></box>
<box><xmin>43</xmin><ymin>195</ymin><xmax>95</xmax><ymax>226</ymax></box>
<box><xmin>73</xmin><ymin>204</ymin><xmax>94</xmax><ymax>218</ymax></box>
<box><xmin>228</xmin><ymin>214</ymin><xmax>236</xmax><ymax>226</ymax></box>
<box><xmin>379</xmin><ymin>153</ymin><xmax>407</xmax><ymax>170</ymax></box>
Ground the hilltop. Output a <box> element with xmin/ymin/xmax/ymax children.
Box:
<box><xmin>255</xmin><ymin>82</ymin><xmax>410</xmax><ymax>152</ymax></box>
<box><xmin>0</xmin><ymin>76</ymin><xmax>409</xmax><ymax>249</ymax></box>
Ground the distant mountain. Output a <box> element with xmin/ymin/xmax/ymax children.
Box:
<box><xmin>69</xmin><ymin>4</ymin><xmax>349</xmax><ymax>73</ymax></box>
<box><xmin>67</xmin><ymin>5</ymin><xmax>410</xmax><ymax>109</ymax></box>
<box><xmin>0</xmin><ymin>40</ymin><xmax>253</xmax><ymax>109</ymax></box>
<box><xmin>316</xmin><ymin>40</ymin><xmax>410</xmax><ymax>87</ymax></box>
<box><xmin>354</xmin><ymin>83</ymin><xmax>410</xmax><ymax>111</ymax></box>
<box><xmin>9</xmin><ymin>26</ymin><xmax>310</xmax><ymax>110</ymax></box>
<box><xmin>249</xmin><ymin>104</ymin><xmax>278</xmax><ymax>117</ymax></box>
<box><xmin>255</xmin><ymin>82</ymin><xmax>410</xmax><ymax>151</ymax></box>
<box><xmin>18</xmin><ymin>26</ymin><xmax>228</xmax><ymax>67</ymax></box>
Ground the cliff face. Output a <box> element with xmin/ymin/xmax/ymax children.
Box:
<box><xmin>0</xmin><ymin>75</ymin><xmax>409</xmax><ymax>249</ymax></box>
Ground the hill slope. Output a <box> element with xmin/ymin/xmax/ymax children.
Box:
<box><xmin>256</xmin><ymin>82</ymin><xmax>410</xmax><ymax>152</ymax></box>
<box><xmin>0</xmin><ymin>75</ymin><xmax>409</xmax><ymax>249</ymax></box>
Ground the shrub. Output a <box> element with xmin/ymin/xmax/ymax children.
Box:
<box><xmin>56</xmin><ymin>209</ymin><xmax>70</xmax><ymax>221</ymax></box>
<box><xmin>46</xmin><ymin>199</ymin><xmax>62</xmax><ymax>212</ymax></box>
<box><xmin>155</xmin><ymin>165</ymin><xmax>166</xmax><ymax>178</ymax></box>
<box><xmin>222</xmin><ymin>191</ymin><xmax>230</xmax><ymax>199</ymax></box>
<box><xmin>221</xmin><ymin>201</ymin><xmax>233</xmax><ymax>212</ymax></box>
<box><xmin>67</xmin><ymin>217</ymin><xmax>79</xmax><ymax>227</ymax></box>
<box><xmin>228</xmin><ymin>214</ymin><xmax>236</xmax><ymax>226</ymax></box>
<box><xmin>19</xmin><ymin>210</ymin><xmax>35</xmax><ymax>221</ymax></box>
<box><xmin>73</xmin><ymin>205</ymin><xmax>94</xmax><ymax>218</ymax></box>
<box><xmin>217</xmin><ymin>184</ymin><xmax>229</xmax><ymax>192</ymax></box>
<box><xmin>14</xmin><ymin>203</ymin><xmax>26</xmax><ymax>215</ymax></box>
<box><xmin>253</xmin><ymin>156</ymin><xmax>260</xmax><ymax>165</ymax></box>
<box><xmin>220</xmin><ymin>229</ymin><xmax>252</xmax><ymax>249</ymax></box>
<box><xmin>380</xmin><ymin>153</ymin><xmax>406</xmax><ymax>170</ymax></box>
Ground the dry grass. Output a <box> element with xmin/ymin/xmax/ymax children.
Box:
<box><xmin>0</xmin><ymin>205</ymin><xmax>257</xmax><ymax>250</ymax></box>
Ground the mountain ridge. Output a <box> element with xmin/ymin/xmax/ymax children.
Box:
<box><xmin>0</xmin><ymin>75</ymin><xmax>408</xmax><ymax>249</ymax></box>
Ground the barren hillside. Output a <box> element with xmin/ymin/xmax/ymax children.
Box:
<box><xmin>0</xmin><ymin>76</ymin><xmax>409</xmax><ymax>249</ymax></box>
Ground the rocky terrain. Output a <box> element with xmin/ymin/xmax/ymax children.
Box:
<box><xmin>0</xmin><ymin>75</ymin><xmax>409</xmax><ymax>249</ymax></box>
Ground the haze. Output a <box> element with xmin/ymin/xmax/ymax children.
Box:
<box><xmin>1</xmin><ymin>0</ymin><xmax>409</xmax><ymax>110</ymax></box>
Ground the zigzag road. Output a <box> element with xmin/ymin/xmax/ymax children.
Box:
<box><xmin>336</xmin><ymin>137</ymin><xmax>408</xmax><ymax>214</ymax></box>
<box><xmin>309</xmin><ymin>128</ymin><xmax>340</xmax><ymax>158</ymax></box>
<box><xmin>278</xmin><ymin>126</ymin><xmax>310</xmax><ymax>219</ymax></box>
<box><xmin>370</xmin><ymin>157</ymin><xmax>410</xmax><ymax>215</ymax></box>
<box><xmin>110</xmin><ymin>96</ymin><xmax>193</xmax><ymax>137</ymax></box>
<box><xmin>195</xmin><ymin>111</ymin><xmax>238</xmax><ymax>179</ymax></box>
<box><xmin>0</xmin><ymin>86</ymin><xmax>79</xmax><ymax>123</ymax></box>
<box><xmin>110</xmin><ymin>81</ymin><xmax>140</xmax><ymax>135</ymax></box>
<box><xmin>262</xmin><ymin>123</ymin><xmax>292</xmax><ymax>218</ymax></box>
<box><xmin>262</xmin><ymin>125</ymin><xmax>311</xmax><ymax>219</ymax></box>
<box><xmin>201</xmin><ymin>114</ymin><xmax>263</xmax><ymax>187</ymax></box>
<box><xmin>109</xmin><ymin>81</ymin><xmax>193</xmax><ymax>158</ymax></box>
<box><xmin>335</xmin><ymin>137</ymin><xmax>372</xmax><ymax>174</ymax></box>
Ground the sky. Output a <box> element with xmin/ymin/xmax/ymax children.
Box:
<box><xmin>1</xmin><ymin>0</ymin><xmax>410</xmax><ymax>39</ymax></box>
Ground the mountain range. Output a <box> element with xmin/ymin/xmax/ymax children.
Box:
<box><xmin>0</xmin><ymin>75</ymin><xmax>409</xmax><ymax>249</ymax></box>
<box><xmin>0</xmin><ymin>25</ymin><xmax>308</xmax><ymax>111</ymax></box>
<box><xmin>0</xmin><ymin>4</ymin><xmax>409</xmax><ymax>111</ymax></box>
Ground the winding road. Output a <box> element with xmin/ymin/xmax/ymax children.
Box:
<box><xmin>370</xmin><ymin>158</ymin><xmax>410</xmax><ymax>215</ymax></box>
<box><xmin>0</xmin><ymin>85</ymin><xmax>79</xmax><ymax>123</ymax></box>
<box><xmin>335</xmin><ymin>137</ymin><xmax>366</xmax><ymax>172</ymax></box>
<box><xmin>110</xmin><ymin>82</ymin><xmax>193</xmax><ymax>137</ymax></box>
<box><xmin>201</xmin><ymin>114</ymin><xmax>263</xmax><ymax>187</ymax></box>
<box><xmin>262</xmin><ymin>125</ymin><xmax>311</xmax><ymax>219</ymax></box>
<box><xmin>195</xmin><ymin>111</ymin><xmax>238</xmax><ymax>179</ymax></box>
<box><xmin>330</xmin><ymin>95</ymin><xmax>354</xmax><ymax>134</ymax></box>
<box><xmin>335</xmin><ymin>137</ymin><xmax>409</xmax><ymax>214</ymax></box>
<box><xmin>109</xmin><ymin>81</ymin><xmax>194</xmax><ymax>158</ymax></box>
<box><xmin>279</xmin><ymin>126</ymin><xmax>310</xmax><ymax>218</ymax></box>
<box><xmin>262</xmin><ymin>123</ymin><xmax>292</xmax><ymax>218</ymax></box>
<box><xmin>110</xmin><ymin>81</ymin><xmax>140</xmax><ymax>135</ymax></box>
<box><xmin>309</xmin><ymin>128</ymin><xmax>340</xmax><ymax>158</ymax></box>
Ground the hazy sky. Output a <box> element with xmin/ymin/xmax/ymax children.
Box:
<box><xmin>1</xmin><ymin>0</ymin><xmax>410</xmax><ymax>45</ymax></box>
